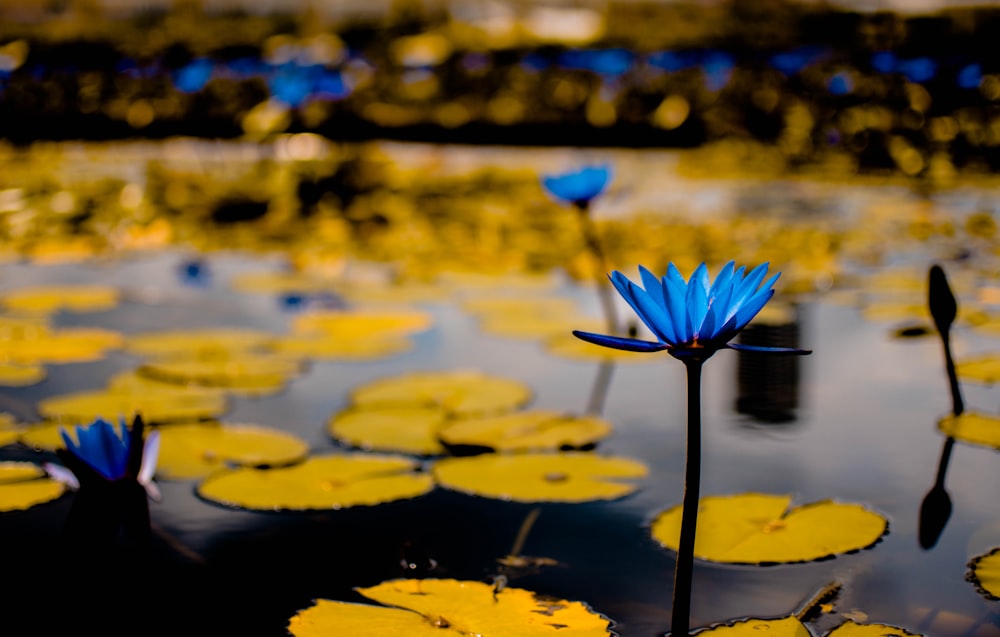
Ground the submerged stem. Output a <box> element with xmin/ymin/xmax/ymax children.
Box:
<box><xmin>671</xmin><ymin>358</ymin><xmax>703</xmax><ymax>637</ymax></box>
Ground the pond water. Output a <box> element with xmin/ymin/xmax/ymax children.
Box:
<box><xmin>1</xmin><ymin>140</ymin><xmax>999</xmax><ymax>637</ymax></box>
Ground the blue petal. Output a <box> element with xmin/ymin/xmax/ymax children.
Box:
<box><xmin>572</xmin><ymin>330</ymin><xmax>670</xmax><ymax>352</ymax></box>
<box><xmin>727</xmin><ymin>342</ymin><xmax>812</xmax><ymax>355</ymax></box>
<box><xmin>541</xmin><ymin>165</ymin><xmax>612</xmax><ymax>204</ymax></box>
<box><xmin>685</xmin><ymin>263</ymin><xmax>710</xmax><ymax>341</ymax></box>
<box><xmin>609</xmin><ymin>272</ymin><xmax>674</xmax><ymax>343</ymax></box>
<box><xmin>637</xmin><ymin>265</ymin><xmax>677</xmax><ymax>343</ymax></box>
<box><xmin>663</xmin><ymin>264</ymin><xmax>690</xmax><ymax>342</ymax></box>
<box><xmin>731</xmin><ymin>288</ymin><xmax>775</xmax><ymax>331</ymax></box>
<box><xmin>701</xmin><ymin>261</ymin><xmax>736</xmax><ymax>340</ymax></box>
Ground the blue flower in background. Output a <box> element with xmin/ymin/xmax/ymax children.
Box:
<box><xmin>558</xmin><ymin>48</ymin><xmax>634</xmax><ymax>77</ymax></box>
<box><xmin>541</xmin><ymin>164</ymin><xmax>612</xmax><ymax>206</ymax></box>
<box><xmin>828</xmin><ymin>71</ymin><xmax>854</xmax><ymax>95</ymax></box>
<box><xmin>646</xmin><ymin>50</ymin><xmax>700</xmax><ymax>73</ymax></box>
<box><xmin>958</xmin><ymin>63</ymin><xmax>982</xmax><ymax>89</ymax></box>
<box><xmin>898</xmin><ymin>57</ymin><xmax>936</xmax><ymax>83</ymax></box>
<box><xmin>768</xmin><ymin>46</ymin><xmax>829</xmax><ymax>76</ymax></box>
<box><xmin>872</xmin><ymin>51</ymin><xmax>896</xmax><ymax>74</ymax></box>
<box><xmin>173</xmin><ymin>57</ymin><xmax>214</xmax><ymax>93</ymax></box>
<box><xmin>702</xmin><ymin>52</ymin><xmax>734</xmax><ymax>91</ymax></box>
<box><xmin>574</xmin><ymin>261</ymin><xmax>808</xmax><ymax>359</ymax></box>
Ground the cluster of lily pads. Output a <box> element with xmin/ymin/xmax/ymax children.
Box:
<box><xmin>2</xmin><ymin>152</ymin><xmax>1000</xmax><ymax>636</ymax></box>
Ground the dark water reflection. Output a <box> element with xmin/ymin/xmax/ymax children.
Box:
<box><xmin>1</xmin><ymin>147</ymin><xmax>1000</xmax><ymax>636</ymax></box>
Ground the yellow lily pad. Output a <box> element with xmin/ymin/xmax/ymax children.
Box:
<box><xmin>351</xmin><ymin>370</ymin><xmax>532</xmax><ymax>417</ymax></box>
<box><xmin>462</xmin><ymin>297</ymin><xmax>580</xmax><ymax>317</ymax></box>
<box><xmin>957</xmin><ymin>354</ymin><xmax>1000</xmax><ymax>384</ymax></box>
<box><xmin>125</xmin><ymin>328</ymin><xmax>277</xmax><ymax>358</ymax></box>
<box><xmin>230</xmin><ymin>271</ymin><xmax>339</xmax><ymax>294</ymax></box>
<box><xmin>439</xmin><ymin>272</ymin><xmax>558</xmax><ymax>292</ymax></box>
<box><xmin>339</xmin><ymin>282</ymin><xmax>451</xmax><ymax>305</ymax></box>
<box><xmin>36</xmin><ymin>386</ymin><xmax>228</xmax><ymax>425</ymax></box>
<box><xmin>155</xmin><ymin>422</ymin><xmax>311</xmax><ymax>480</ymax></box>
<box><xmin>18</xmin><ymin>422</ymin><xmax>66</xmax><ymax>451</ymax></box>
<box><xmin>328</xmin><ymin>405</ymin><xmax>448</xmax><ymax>455</ymax></box>
<box><xmin>0</xmin><ymin>284</ymin><xmax>119</xmax><ymax>315</ymax></box>
<box><xmin>291</xmin><ymin>309</ymin><xmax>433</xmax><ymax>339</ymax></box>
<box><xmin>650</xmin><ymin>493</ymin><xmax>887</xmax><ymax>564</ymax></box>
<box><xmin>544</xmin><ymin>332</ymin><xmax>655</xmax><ymax>363</ymax></box>
<box><xmin>938</xmin><ymin>412</ymin><xmax>1000</xmax><ymax>450</ymax></box>
<box><xmin>696</xmin><ymin>617</ymin><xmax>921</xmax><ymax>637</ymax></box>
<box><xmin>25</xmin><ymin>237</ymin><xmax>101</xmax><ymax>265</ymax></box>
<box><xmin>0</xmin><ymin>461</ymin><xmax>67</xmax><ymax>512</ymax></box>
<box><xmin>432</xmin><ymin>452</ymin><xmax>647</xmax><ymax>503</ymax></box>
<box><xmin>826</xmin><ymin>621</ymin><xmax>923</xmax><ymax>637</ymax></box>
<box><xmin>1</xmin><ymin>327</ymin><xmax>123</xmax><ymax>364</ymax></box>
<box><xmin>288</xmin><ymin>578</ymin><xmax>613</xmax><ymax>637</ymax></box>
<box><xmin>968</xmin><ymin>547</ymin><xmax>1000</xmax><ymax>600</ymax></box>
<box><xmin>0</xmin><ymin>413</ymin><xmax>18</xmax><ymax>447</ymax></box>
<box><xmin>269</xmin><ymin>334</ymin><xmax>413</xmax><ymax>361</ymax></box>
<box><xmin>695</xmin><ymin>616</ymin><xmax>811</xmax><ymax>637</ymax></box>
<box><xmin>859</xmin><ymin>301</ymin><xmax>928</xmax><ymax>323</ymax></box>
<box><xmin>197</xmin><ymin>453</ymin><xmax>434</xmax><ymax>511</ymax></box>
<box><xmin>0</xmin><ymin>363</ymin><xmax>45</xmax><ymax>386</ymax></box>
<box><xmin>137</xmin><ymin>352</ymin><xmax>304</xmax><ymax>396</ymax></box>
<box><xmin>438</xmin><ymin>410</ymin><xmax>612</xmax><ymax>452</ymax></box>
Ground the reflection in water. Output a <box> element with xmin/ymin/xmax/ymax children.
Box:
<box><xmin>585</xmin><ymin>361</ymin><xmax>615</xmax><ymax>416</ymax></box>
<box><xmin>735</xmin><ymin>306</ymin><xmax>803</xmax><ymax>424</ymax></box>
<box><xmin>919</xmin><ymin>264</ymin><xmax>962</xmax><ymax>550</ymax></box>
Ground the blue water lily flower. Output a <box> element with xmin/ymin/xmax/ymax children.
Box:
<box><xmin>574</xmin><ymin>261</ymin><xmax>809</xmax><ymax>359</ymax></box>
<box><xmin>56</xmin><ymin>417</ymin><xmax>161</xmax><ymax>499</ymax></box>
<box><xmin>541</xmin><ymin>165</ymin><xmax>612</xmax><ymax>207</ymax></box>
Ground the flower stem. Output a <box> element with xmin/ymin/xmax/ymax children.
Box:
<box><xmin>672</xmin><ymin>358</ymin><xmax>703</xmax><ymax>636</ymax></box>
<box><xmin>574</xmin><ymin>201</ymin><xmax>618</xmax><ymax>334</ymax></box>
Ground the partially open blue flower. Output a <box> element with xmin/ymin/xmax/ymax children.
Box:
<box><xmin>55</xmin><ymin>417</ymin><xmax>161</xmax><ymax>498</ymax></box>
<box><xmin>61</xmin><ymin>418</ymin><xmax>132</xmax><ymax>481</ymax></box>
<box><xmin>541</xmin><ymin>165</ymin><xmax>612</xmax><ymax>206</ymax></box>
<box><xmin>574</xmin><ymin>261</ymin><xmax>809</xmax><ymax>359</ymax></box>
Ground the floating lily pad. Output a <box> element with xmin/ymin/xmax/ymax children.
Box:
<box><xmin>137</xmin><ymin>352</ymin><xmax>304</xmax><ymax>396</ymax></box>
<box><xmin>938</xmin><ymin>412</ymin><xmax>1000</xmax><ymax>450</ymax></box>
<box><xmin>439</xmin><ymin>272</ymin><xmax>558</xmax><ymax>292</ymax></box>
<box><xmin>351</xmin><ymin>370</ymin><xmax>532</xmax><ymax>417</ymax></box>
<box><xmin>432</xmin><ymin>452</ymin><xmax>647</xmax><ymax>503</ymax></box>
<box><xmin>126</xmin><ymin>328</ymin><xmax>277</xmax><ymax>358</ymax></box>
<box><xmin>0</xmin><ymin>413</ymin><xmax>18</xmax><ymax>447</ymax></box>
<box><xmin>0</xmin><ymin>363</ymin><xmax>45</xmax><ymax>387</ymax></box>
<box><xmin>438</xmin><ymin>410</ymin><xmax>612</xmax><ymax>453</ymax></box>
<box><xmin>17</xmin><ymin>422</ymin><xmax>66</xmax><ymax>451</ymax></box>
<box><xmin>25</xmin><ymin>238</ymin><xmax>100</xmax><ymax>265</ymax></box>
<box><xmin>287</xmin><ymin>578</ymin><xmax>613</xmax><ymax>637</ymax></box>
<box><xmin>956</xmin><ymin>354</ymin><xmax>1000</xmax><ymax>384</ymax></box>
<box><xmin>340</xmin><ymin>282</ymin><xmax>450</xmax><ymax>304</ymax></box>
<box><xmin>0</xmin><ymin>461</ymin><xmax>66</xmax><ymax>512</ymax></box>
<box><xmin>291</xmin><ymin>309</ymin><xmax>433</xmax><ymax>339</ymax></box>
<box><xmin>462</xmin><ymin>297</ymin><xmax>580</xmax><ymax>317</ymax></box>
<box><xmin>650</xmin><ymin>493</ymin><xmax>887</xmax><ymax>564</ymax></box>
<box><xmin>697</xmin><ymin>617</ymin><xmax>920</xmax><ymax>637</ymax></box>
<box><xmin>544</xmin><ymin>332</ymin><xmax>654</xmax><ymax>363</ymax></box>
<box><xmin>328</xmin><ymin>405</ymin><xmax>448</xmax><ymax>455</ymax></box>
<box><xmin>36</xmin><ymin>386</ymin><xmax>228</xmax><ymax>425</ymax></box>
<box><xmin>826</xmin><ymin>621</ymin><xmax>923</xmax><ymax>637</ymax></box>
<box><xmin>0</xmin><ymin>284</ymin><xmax>119</xmax><ymax>315</ymax></box>
<box><xmin>269</xmin><ymin>334</ymin><xmax>413</xmax><ymax>361</ymax></box>
<box><xmin>197</xmin><ymin>453</ymin><xmax>434</xmax><ymax>511</ymax></box>
<box><xmin>230</xmin><ymin>271</ymin><xmax>339</xmax><ymax>294</ymax></box>
<box><xmin>2</xmin><ymin>327</ymin><xmax>123</xmax><ymax>364</ymax></box>
<box><xmin>155</xmin><ymin>422</ymin><xmax>311</xmax><ymax>480</ymax></box>
<box><xmin>967</xmin><ymin>547</ymin><xmax>1000</xmax><ymax>600</ymax></box>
